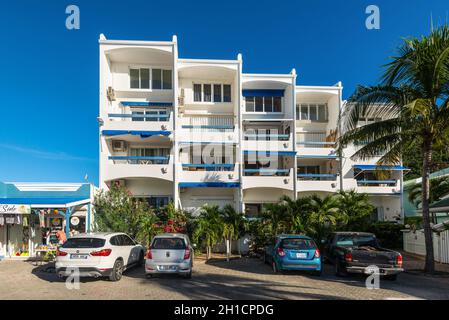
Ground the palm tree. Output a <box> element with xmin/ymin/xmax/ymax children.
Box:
<box><xmin>307</xmin><ymin>195</ymin><xmax>341</xmax><ymax>245</ymax></box>
<box><xmin>192</xmin><ymin>205</ymin><xmax>223</xmax><ymax>260</ymax></box>
<box><xmin>261</xmin><ymin>202</ymin><xmax>290</xmax><ymax>235</ymax></box>
<box><xmin>279</xmin><ymin>196</ymin><xmax>313</xmax><ymax>235</ymax></box>
<box><xmin>335</xmin><ymin>190</ymin><xmax>375</xmax><ymax>230</ymax></box>
<box><xmin>408</xmin><ymin>176</ymin><xmax>449</xmax><ymax>212</ymax></box>
<box><xmin>340</xmin><ymin>25</ymin><xmax>449</xmax><ymax>272</ymax></box>
<box><xmin>221</xmin><ymin>205</ymin><xmax>246</xmax><ymax>260</ymax></box>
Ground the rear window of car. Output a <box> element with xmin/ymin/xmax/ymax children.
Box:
<box><xmin>151</xmin><ymin>238</ymin><xmax>186</xmax><ymax>250</ymax></box>
<box><xmin>336</xmin><ymin>235</ymin><xmax>378</xmax><ymax>247</ymax></box>
<box><xmin>62</xmin><ymin>238</ymin><xmax>106</xmax><ymax>248</ymax></box>
<box><xmin>281</xmin><ymin>238</ymin><xmax>316</xmax><ymax>250</ymax></box>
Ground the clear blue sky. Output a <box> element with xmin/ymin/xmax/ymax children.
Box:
<box><xmin>0</xmin><ymin>0</ymin><xmax>447</xmax><ymax>185</ymax></box>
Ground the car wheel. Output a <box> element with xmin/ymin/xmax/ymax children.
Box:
<box><xmin>145</xmin><ymin>274</ymin><xmax>153</xmax><ymax>279</ymax></box>
<box><xmin>383</xmin><ymin>274</ymin><xmax>398</xmax><ymax>281</ymax></box>
<box><xmin>184</xmin><ymin>271</ymin><xmax>192</xmax><ymax>279</ymax></box>
<box><xmin>109</xmin><ymin>259</ymin><xmax>124</xmax><ymax>282</ymax></box>
<box><xmin>138</xmin><ymin>252</ymin><xmax>145</xmax><ymax>267</ymax></box>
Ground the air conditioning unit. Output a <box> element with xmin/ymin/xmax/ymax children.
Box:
<box><xmin>161</xmin><ymin>168</ymin><xmax>168</xmax><ymax>174</ymax></box>
<box><xmin>107</xmin><ymin>87</ymin><xmax>116</xmax><ymax>101</ymax></box>
<box><xmin>112</xmin><ymin>140</ymin><xmax>126</xmax><ymax>152</ymax></box>
<box><xmin>228</xmin><ymin>173</ymin><xmax>234</xmax><ymax>179</ymax></box>
<box><xmin>161</xmin><ymin>125</ymin><xmax>167</xmax><ymax>130</ymax></box>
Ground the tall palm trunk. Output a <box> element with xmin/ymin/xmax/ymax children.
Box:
<box><xmin>422</xmin><ymin>137</ymin><xmax>435</xmax><ymax>273</ymax></box>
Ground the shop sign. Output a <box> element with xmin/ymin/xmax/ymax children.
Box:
<box><xmin>70</xmin><ymin>216</ymin><xmax>80</xmax><ymax>226</ymax></box>
<box><xmin>0</xmin><ymin>204</ymin><xmax>31</xmax><ymax>214</ymax></box>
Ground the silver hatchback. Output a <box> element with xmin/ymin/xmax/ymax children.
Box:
<box><xmin>145</xmin><ymin>233</ymin><xmax>193</xmax><ymax>278</ymax></box>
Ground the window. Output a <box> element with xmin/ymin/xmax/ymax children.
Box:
<box><xmin>245</xmin><ymin>96</ymin><xmax>282</xmax><ymax>113</ymax></box>
<box><xmin>214</xmin><ymin>84</ymin><xmax>222</xmax><ymax>102</ymax></box>
<box><xmin>203</xmin><ymin>84</ymin><xmax>212</xmax><ymax>102</ymax></box>
<box><xmin>298</xmin><ymin>166</ymin><xmax>320</xmax><ymax>175</ymax></box>
<box><xmin>223</xmin><ymin>85</ymin><xmax>231</xmax><ymax>102</ymax></box>
<box><xmin>297</xmin><ymin>104</ymin><xmax>328</xmax><ymax>121</ymax></box>
<box><xmin>151</xmin><ymin>238</ymin><xmax>186</xmax><ymax>250</ymax></box>
<box><xmin>131</xmin><ymin>109</ymin><xmax>167</xmax><ymax>122</ymax></box>
<box><xmin>192</xmin><ymin>83</ymin><xmax>232</xmax><ymax>103</ymax></box>
<box><xmin>62</xmin><ymin>238</ymin><xmax>105</xmax><ymax>248</ymax></box>
<box><xmin>129</xmin><ymin>67</ymin><xmax>172</xmax><ymax>90</ymax></box>
<box><xmin>194</xmin><ymin>84</ymin><xmax>202</xmax><ymax>102</ymax></box>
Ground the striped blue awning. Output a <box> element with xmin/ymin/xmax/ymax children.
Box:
<box><xmin>101</xmin><ymin>130</ymin><xmax>171</xmax><ymax>138</ymax></box>
<box><xmin>242</xmin><ymin>89</ymin><xmax>284</xmax><ymax>97</ymax></box>
<box><xmin>353</xmin><ymin>165</ymin><xmax>408</xmax><ymax>171</ymax></box>
<box><xmin>120</xmin><ymin>101</ymin><xmax>173</xmax><ymax>107</ymax></box>
<box><xmin>179</xmin><ymin>182</ymin><xmax>240</xmax><ymax>188</ymax></box>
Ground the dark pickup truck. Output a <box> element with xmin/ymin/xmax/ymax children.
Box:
<box><xmin>323</xmin><ymin>232</ymin><xmax>403</xmax><ymax>280</ymax></box>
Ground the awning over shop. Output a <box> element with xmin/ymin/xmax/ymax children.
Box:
<box><xmin>242</xmin><ymin>89</ymin><xmax>284</xmax><ymax>97</ymax></box>
<box><xmin>244</xmin><ymin>150</ymin><xmax>297</xmax><ymax>156</ymax></box>
<box><xmin>353</xmin><ymin>165</ymin><xmax>409</xmax><ymax>171</ymax></box>
<box><xmin>120</xmin><ymin>101</ymin><xmax>173</xmax><ymax>107</ymax></box>
<box><xmin>179</xmin><ymin>182</ymin><xmax>240</xmax><ymax>188</ymax></box>
<box><xmin>101</xmin><ymin>130</ymin><xmax>171</xmax><ymax>138</ymax></box>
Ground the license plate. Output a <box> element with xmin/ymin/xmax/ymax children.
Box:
<box><xmin>159</xmin><ymin>265</ymin><xmax>177</xmax><ymax>271</ymax></box>
<box><xmin>296</xmin><ymin>253</ymin><xmax>307</xmax><ymax>259</ymax></box>
<box><xmin>70</xmin><ymin>254</ymin><xmax>88</xmax><ymax>259</ymax></box>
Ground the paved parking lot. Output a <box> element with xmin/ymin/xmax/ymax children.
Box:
<box><xmin>0</xmin><ymin>256</ymin><xmax>448</xmax><ymax>300</ymax></box>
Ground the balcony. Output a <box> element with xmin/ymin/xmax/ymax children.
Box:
<box><xmin>242</xmin><ymin>168</ymin><xmax>294</xmax><ymax>190</ymax></box>
<box><xmin>297</xmin><ymin>173</ymin><xmax>338</xmax><ymax>193</ymax></box>
<box><xmin>179</xmin><ymin>117</ymin><xmax>236</xmax><ymax>143</ymax></box>
<box><xmin>179</xmin><ymin>164</ymin><xmax>239</xmax><ymax>184</ymax></box>
<box><xmin>242</xmin><ymin>132</ymin><xmax>293</xmax><ymax>152</ymax></box>
<box><xmin>296</xmin><ymin>131</ymin><xmax>336</xmax><ymax>158</ymax></box>
<box><xmin>103</xmin><ymin>156</ymin><xmax>173</xmax><ymax>182</ymax></box>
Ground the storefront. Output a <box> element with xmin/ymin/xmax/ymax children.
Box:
<box><xmin>0</xmin><ymin>182</ymin><xmax>95</xmax><ymax>260</ymax></box>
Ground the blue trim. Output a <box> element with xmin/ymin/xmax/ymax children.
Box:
<box><xmin>179</xmin><ymin>141</ymin><xmax>236</xmax><ymax>145</ymax></box>
<box><xmin>244</xmin><ymin>151</ymin><xmax>296</xmax><ymax>156</ymax></box>
<box><xmin>242</xmin><ymin>89</ymin><xmax>284</xmax><ymax>97</ymax></box>
<box><xmin>0</xmin><ymin>197</ymin><xmax>87</xmax><ymax>205</ymax></box>
<box><xmin>357</xmin><ymin>180</ymin><xmax>397</xmax><ymax>184</ymax></box>
<box><xmin>65</xmin><ymin>208</ymin><xmax>71</xmax><ymax>235</ymax></box>
<box><xmin>101</xmin><ymin>130</ymin><xmax>171</xmax><ymax>137</ymax></box>
<box><xmin>179</xmin><ymin>182</ymin><xmax>240</xmax><ymax>188</ymax></box>
<box><xmin>120</xmin><ymin>101</ymin><xmax>173</xmax><ymax>107</ymax></box>
<box><xmin>353</xmin><ymin>165</ymin><xmax>408</xmax><ymax>171</ymax></box>
<box><xmin>109</xmin><ymin>156</ymin><xmax>169</xmax><ymax>161</ymax></box>
<box><xmin>297</xmin><ymin>141</ymin><xmax>336</xmax><ymax>145</ymax></box>
<box><xmin>108</xmin><ymin>113</ymin><xmax>170</xmax><ymax>119</ymax></box>
<box><xmin>297</xmin><ymin>155</ymin><xmax>338</xmax><ymax>159</ymax></box>
<box><xmin>182</xmin><ymin>125</ymin><xmax>234</xmax><ymax>129</ymax></box>
<box><xmin>297</xmin><ymin>174</ymin><xmax>337</xmax><ymax>178</ymax></box>
<box><xmin>182</xmin><ymin>164</ymin><xmax>234</xmax><ymax>169</ymax></box>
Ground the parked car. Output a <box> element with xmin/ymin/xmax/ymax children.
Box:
<box><xmin>322</xmin><ymin>232</ymin><xmax>403</xmax><ymax>280</ymax></box>
<box><xmin>145</xmin><ymin>233</ymin><xmax>193</xmax><ymax>279</ymax></box>
<box><xmin>55</xmin><ymin>232</ymin><xmax>145</xmax><ymax>282</ymax></box>
<box><xmin>264</xmin><ymin>234</ymin><xmax>322</xmax><ymax>275</ymax></box>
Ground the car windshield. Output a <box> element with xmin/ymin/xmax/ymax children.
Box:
<box><xmin>281</xmin><ymin>238</ymin><xmax>316</xmax><ymax>250</ymax></box>
<box><xmin>151</xmin><ymin>238</ymin><xmax>186</xmax><ymax>250</ymax></box>
<box><xmin>62</xmin><ymin>238</ymin><xmax>105</xmax><ymax>248</ymax></box>
<box><xmin>336</xmin><ymin>235</ymin><xmax>378</xmax><ymax>247</ymax></box>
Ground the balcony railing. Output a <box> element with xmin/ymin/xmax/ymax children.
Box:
<box><xmin>243</xmin><ymin>168</ymin><xmax>290</xmax><ymax>176</ymax></box>
<box><xmin>182</xmin><ymin>164</ymin><xmax>235</xmax><ymax>171</ymax></box>
<box><xmin>108</xmin><ymin>113</ymin><xmax>171</xmax><ymax>121</ymax></box>
<box><xmin>297</xmin><ymin>173</ymin><xmax>338</xmax><ymax>181</ymax></box>
<box><xmin>181</xmin><ymin>125</ymin><xmax>234</xmax><ymax>132</ymax></box>
<box><xmin>243</xmin><ymin>133</ymin><xmax>290</xmax><ymax>141</ymax></box>
<box><xmin>109</xmin><ymin>156</ymin><xmax>169</xmax><ymax>165</ymax></box>
<box><xmin>297</xmin><ymin>132</ymin><xmax>335</xmax><ymax>148</ymax></box>
<box><xmin>356</xmin><ymin>180</ymin><xmax>397</xmax><ymax>187</ymax></box>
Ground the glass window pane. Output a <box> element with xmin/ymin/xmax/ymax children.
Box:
<box><xmin>264</xmin><ymin>97</ymin><xmax>273</xmax><ymax>112</ymax></box>
<box><xmin>318</xmin><ymin>104</ymin><xmax>326</xmax><ymax>122</ymax></box>
<box><xmin>273</xmin><ymin>97</ymin><xmax>282</xmax><ymax>112</ymax></box>
<box><xmin>162</xmin><ymin>70</ymin><xmax>172</xmax><ymax>89</ymax></box>
<box><xmin>130</xmin><ymin>69</ymin><xmax>140</xmax><ymax>89</ymax></box>
<box><xmin>245</xmin><ymin>97</ymin><xmax>255</xmax><ymax>112</ymax></box>
<box><xmin>300</xmin><ymin>105</ymin><xmax>309</xmax><ymax>120</ymax></box>
<box><xmin>309</xmin><ymin>104</ymin><xmax>318</xmax><ymax>121</ymax></box>
<box><xmin>132</xmin><ymin>111</ymin><xmax>144</xmax><ymax>122</ymax></box>
<box><xmin>213</xmin><ymin>84</ymin><xmax>222</xmax><ymax>102</ymax></box>
<box><xmin>194</xmin><ymin>84</ymin><xmax>202</xmax><ymax>102</ymax></box>
<box><xmin>152</xmin><ymin>69</ymin><xmax>162</xmax><ymax>89</ymax></box>
<box><xmin>255</xmin><ymin>96</ymin><xmax>264</xmax><ymax>112</ymax></box>
<box><xmin>223</xmin><ymin>85</ymin><xmax>231</xmax><ymax>102</ymax></box>
<box><xmin>140</xmin><ymin>69</ymin><xmax>150</xmax><ymax>89</ymax></box>
<box><xmin>203</xmin><ymin>84</ymin><xmax>212</xmax><ymax>102</ymax></box>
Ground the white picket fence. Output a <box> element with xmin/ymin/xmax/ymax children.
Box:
<box><xmin>403</xmin><ymin>229</ymin><xmax>449</xmax><ymax>264</ymax></box>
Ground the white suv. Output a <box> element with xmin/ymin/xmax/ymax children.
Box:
<box><xmin>55</xmin><ymin>232</ymin><xmax>145</xmax><ymax>281</ymax></box>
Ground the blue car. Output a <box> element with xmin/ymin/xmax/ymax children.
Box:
<box><xmin>264</xmin><ymin>235</ymin><xmax>322</xmax><ymax>276</ymax></box>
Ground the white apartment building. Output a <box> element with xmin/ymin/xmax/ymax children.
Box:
<box><xmin>98</xmin><ymin>35</ymin><xmax>405</xmax><ymax>222</ymax></box>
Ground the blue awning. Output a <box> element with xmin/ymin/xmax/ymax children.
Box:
<box><xmin>120</xmin><ymin>101</ymin><xmax>173</xmax><ymax>107</ymax></box>
<box><xmin>179</xmin><ymin>182</ymin><xmax>240</xmax><ymax>188</ymax></box>
<box><xmin>242</xmin><ymin>89</ymin><xmax>284</xmax><ymax>97</ymax></box>
<box><xmin>0</xmin><ymin>197</ymin><xmax>87</xmax><ymax>206</ymax></box>
<box><xmin>244</xmin><ymin>151</ymin><xmax>296</xmax><ymax>156</ymax></box>
<box><xmin>102</xmin><ymin>130</ymin><xmax>171</xmax><ymax>138</ymax></box>
<box><xmin>298</xmin><ymin>155</ymin><xmax>338</xmax><ymax>159</ymax></box>
<box><xmin>353</xmin><ymin>165</ymin><xmax>409</xmax><ymax>171</ymax></box>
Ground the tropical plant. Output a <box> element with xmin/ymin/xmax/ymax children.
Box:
<box><xmin>221</xmin><ymin>205</ymin><xmax>247</xmax><ymax>260</ymax></box>
<box><xmin>307</xmin><ymin>195</ymin><xmax>341</xmax><ymax>245</ymax></box>
<box><xmin>339</xmin><ymin>25</ymin><xmax>449</xmax><ymax>273</ymax></box>
<box><xmin>408</xmin><ymin>176</ymin><xmax>449</xmax><ymax>208</ymax></box>
<box><xmin>192</xmin><ymin>205</ymin><xmax>224</xmax><ymax>260</ymax></box>
<box><xmin>335</xmin><ymin>190</ymin><xmax>375</xmax><ymax>230</ymax></box>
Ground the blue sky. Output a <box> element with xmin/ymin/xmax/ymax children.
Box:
<box><xmin>0</xmin><ymin>0</ymin><xmax>447</xmax><ymax>185</ymax></box>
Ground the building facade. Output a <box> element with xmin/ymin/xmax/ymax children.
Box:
<box><xmin>98</xmin><ymin>35</ymin><xmax>404</xmax><ymax>222</ymax></box>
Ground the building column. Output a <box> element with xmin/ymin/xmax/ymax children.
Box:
<box><xmin>65</xmin><ymin>208</ymin><xmax>71</xmax><ymax>235</ymax></box>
